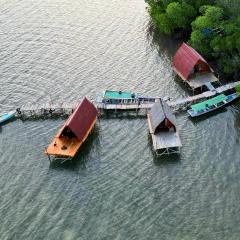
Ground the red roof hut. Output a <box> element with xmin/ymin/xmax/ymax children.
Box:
<box><xmin>45</xmin><ymin>97</ymin><xmax>98</xmax><ymax>159</ymax></box>
<box><xmin>172</xmin><ymin>43</ymin><xmax>218</xmax><ymax>90</ymax></box>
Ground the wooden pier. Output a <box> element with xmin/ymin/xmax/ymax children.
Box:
<box><xmin>16</xmin><ymin>102</ymin><xmax>80</xmax><ymax>119</ymax></box>
<box><xmin>167</xmin><ymin>81</ymin><xmax>240</xmax><ymax>111</ymax></box>
<box><xmin>14</xmin><ymin>81</ymin><xmax>240</xmax><ymax>119</ymax></box>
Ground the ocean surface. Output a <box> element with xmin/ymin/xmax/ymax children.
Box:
<box><xmin>0</xmin><ymin>0</ymin><xmax>240</xmax><ymax>239</ymax></box>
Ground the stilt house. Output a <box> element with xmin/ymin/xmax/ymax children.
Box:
<box><xmin>172</xmin><ymin>43</ymin><xmax>218</xmax><ymax>90</ymax></box>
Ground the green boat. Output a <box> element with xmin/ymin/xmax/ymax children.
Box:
<box><xmin>97</xmin><ymin>90</ymin><xmax>157</xmax><ymax>104</ymax></box>
<box><xmin>187</xmin><ymin>93</ymin><xmax>238</xmax><ymax>117</ymax></box>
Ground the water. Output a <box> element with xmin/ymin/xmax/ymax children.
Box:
<box><xmin>0</xmin><ymin>1</ymin><xmax>240</xmax><ymax>239</ymax></box>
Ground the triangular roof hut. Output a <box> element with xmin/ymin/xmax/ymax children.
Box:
<box><xmin>172</xmin><ymin>43</ymin><xmax>212</xmax><ymax>81</ymax></box>
<box><xmin>148</xmin><ymin>99</ymin><xmax>177</xmax><ymax>134</ymax></box>
<box><xmin>60</xmin><ymin>97</ymin><xmax>98</xmax><ymax>141</ymax></box>
<box><xmin>45</xmin><ymin>97</ymin><xmax>98</xmax><ymax>159</ymax></box>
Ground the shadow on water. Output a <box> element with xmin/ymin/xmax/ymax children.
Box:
<box><xmin>153</xmin><ymin>153</ymin><xmax>181</xmax><ymax>166</ymax></box>
<box><xmin>100</xmin><ymin>110</ymin><xmax>147</xmax><ymax>120</ymax></box>
<box><xmin>233</xmin><ymin>102</ymin><xmax>240</xmax><ymax>138</ymax></box>
<box><xmin>49</xmin><ymin>125</ymin><xmax>100</xmax><ymax>171</ymax></box>
<box><xmin>146</xmin><ymin>22</ymin><xmax>180</xmax><ymax>56</ymax></box>
<box><xmin>19</xmin><ymin>114</ymin><xmax>69</xmax><ymax>122</ymax></box>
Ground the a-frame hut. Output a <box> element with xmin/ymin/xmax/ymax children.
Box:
<box><xmin>172</xmin><ymin>43</ymin><xmax>218</xmax><ymax>90</ymax></box>
<box><xmin>45</xmin><ymin>97</ymin><xmax>98</xmax><ymax>160</ymax></box>
<box><xmin>147</xmin><ymin>99</ymin><xmax>181</xmax><ymax>156</ymax></box>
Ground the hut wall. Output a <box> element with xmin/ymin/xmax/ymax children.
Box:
<box><xmin>155</xmin><ymin>119</ymin><xmax>176</xmax><ymax>133</ymax></box>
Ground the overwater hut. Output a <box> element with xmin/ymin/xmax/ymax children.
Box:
<box><xmin>147</xmin><ymin>99</ymin><xmax>181</xmax><ymax>156</ymax></box>
<box><xmin>45</xmin><ymin>97</ymin><xmax>98</xmax><ymax>160</ymax></box>
<box><xmin>172</xmin><ymin>43</ymin><xmax>218</xmax><ymax>91</ymax></box>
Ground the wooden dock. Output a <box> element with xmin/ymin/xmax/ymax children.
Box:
<box><xmin>16</xmin><ymin>102</ymin><xmax>80</xmax><ymax>119</ymax></box>
<box><xmin>14</xmin><ymin>81</ymin><xmax>240</xmax><ymax>119</ymax></box>
<box><xmin>167</xmin><ymin>81</ymin><xmax>240</xmax><ymax>111</ymax></box>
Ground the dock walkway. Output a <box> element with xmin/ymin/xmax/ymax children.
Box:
<box><xmin>167</xmin><ymin>81</ymin><xmax>240</xmax><ymax>110</ymax></box>
<box><xmin>15</xmin><ymin>81</ymin><xmax>240</xmax><ymax>119</ymax></box>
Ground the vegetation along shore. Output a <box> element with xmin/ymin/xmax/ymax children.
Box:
<box><xmin>145</xmin><ymin>0</ymin><xmax>240</xmax><ymax>80</ymax></box>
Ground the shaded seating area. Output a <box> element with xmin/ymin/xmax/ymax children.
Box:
<box><xmin>147</xmin><ymin>99</ymin><xmax>182</xmax><ymax>156</ymax></box>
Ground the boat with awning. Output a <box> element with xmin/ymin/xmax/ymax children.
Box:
<box><xmin>97</xmin><ymin>90</ymin><xmax>157</xmax><ymax>105</ymax></box>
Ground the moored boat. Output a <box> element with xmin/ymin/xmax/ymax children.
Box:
<box><xmin>187</xmin><ymin>93</ymin><xmax>238</xmax><ymax>117</ymax></box>
<box><xmin>97</xmin><ymin>90</ymin><xmax>157</xmax><ymax>104</ymax></box>
<box><xmin>0</xmin><ymin>110</ymin><xmax>16</xmax><ymax>125</ymax></box>
<box><xmin>45</xmin><ymin>97</ymin><xmax>98</xmax><ymax>161</ymax></box>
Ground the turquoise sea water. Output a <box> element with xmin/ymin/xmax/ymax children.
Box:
<box><xmin>0</xmin><ymin>1</ymin><xmax>240</xmax><ymax>239</ymax></box>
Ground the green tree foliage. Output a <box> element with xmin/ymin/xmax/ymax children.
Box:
<box><xmin>155</xmin><ymin>13</ymin><xmax>175</xmax><ymax>35</ymax></box>
<box><xmin>146</xmin><ymin>0</ymin><xmax>240</xmax><ymax>78</ymax></box>
<box><xmin>166</xmin><ymin>2</ymin><xmax>197</xmax><ymax>28</ymax></box>
<box><xmin>236</xmin><ymin>85</ymin><xmax>240</xmax><ymax>96</ymax></box>
<box><xmin>190</xmin><ymin>6</ymin><xmax>225</xmax><ymax>57</ymax></box>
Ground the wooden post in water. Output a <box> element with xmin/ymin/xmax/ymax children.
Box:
<box><xmin>45</xmin><ymin>148</ymin><xmax>51</xmax><ymax>163</ymax></box>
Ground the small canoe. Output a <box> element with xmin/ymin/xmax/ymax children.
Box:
<box><xmin>187</xmin><ymin>93</ymin><xmax>238</xmax><ymax>117</ymax></box>
<box><xmin>0</xmin><ymin>110</ymin><xmax>16</xmax><ymax>125</ymax></box>
<box><xmin>45</xmin><ymin>97</ymin><xmax>98</xmax><ymax>160</ymax></box>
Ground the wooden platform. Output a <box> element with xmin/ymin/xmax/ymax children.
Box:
<box><xmin>46</xmin><ymin>134</ymin><xmax>82</xmax><ymax>158</ymax></box>
<box><xmin>45</xmin><ymin>117</ymin><xmax>96</xmax><ymax>159</ymax></box>
<box><xmin>187</xmin><ymin>72</ymin><xmax>219</xmax><ymax>89</ymax></box>
<box><xmin>14</xmin><ymin>81</ymin><xmax>240</xmax><ymax>118</ymax></box>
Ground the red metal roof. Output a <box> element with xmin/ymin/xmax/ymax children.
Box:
<box><xmin>61</xmin><ymin>97</ymin><xmax>98</xmax><ymax>141</ymax></box>
<box><xmin>172</xmin><ymin>43</ymin><xmax>210</xmax><ymax>81</ymax></box>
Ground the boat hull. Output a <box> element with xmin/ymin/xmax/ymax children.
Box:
<box><xmin>0</xmin><ymin>111</ymin><xmax>16</xmax><ymax>125</ymax></box>
<box><xmin>188</xmin><ymin>93</ymin><xmax>238</xmax><ymax>117</ymax></box>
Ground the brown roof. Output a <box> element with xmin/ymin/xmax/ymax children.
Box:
<box><xmin>149</xmin><ymin>99</ymin><xmax>177</xmax><ymax>134</ymax></box>
<box><xmin>60</xmin><ymin>97</ymin><xmax>98</xmax><ymax>141</ymax></box>
<box><xmin>172</xmin><ymin>43</ymin><xmax>211</xmax><ymax>80</ymax></box>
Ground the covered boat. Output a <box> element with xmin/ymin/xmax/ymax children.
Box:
<box><xmin>45</xmin><ymin>97</ymin><xmax>98</xmax><ymax>160</ymax></box>
<box><xmin>187</xmin><ymin>93</ymin><xmax>238</xmax><ymax>117</ymax></box>
<box><xmin>97</xmin><ymin>90</ymin><xmax>156</xmax><ymax>104</ymax></box>
<box><xmin>147</xmin><ymin>99</ymin><xmax>181</xmax><ymax>156</ymax></box>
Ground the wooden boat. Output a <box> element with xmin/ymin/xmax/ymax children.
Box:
<box><xmin>187</xmin><ymin>93</ymin><xmax>238</xmax><ymax>117</ymax></box>
<box><xmin>97</xmin><ymin>90</ymin><xmax>157</xmax><ymax>104</ymax></box>
<box><xmin>45</xmin><ymin>97</ymin><xmax>98</xmax><ymax>160</ymax></box>
<box><xmin>0</xmin><ymin>110</ymin><xmax>16</xmax><ymax>125</ymax></box>
<box><xmin>147</xmin><ymin>99</ymin><xmax>182</xmax><ymax>156</ymax></box>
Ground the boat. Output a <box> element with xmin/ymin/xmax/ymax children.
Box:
<box><xmin>0</xmin><ymin>110</ymin><xmax>16</xmax><ymax>125</ymax></box>
<box><xmin>187</xmin><ymin>93</ymin><xmax>238</xmax><ymax>117</ymax></box>
<box><xmin>45</xmin><ymin>97</ymin><xmax>98</xmax><ymax>161</ymax></box>
<box><xmin>147</xmin><ymin>99</ymin><xmax>182</xmax><ymax>156</ymax></box>
<box><xmin>97</xmin><ymin>90</ymin><xmax>157</xmax><ymax>105</ymax></box>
